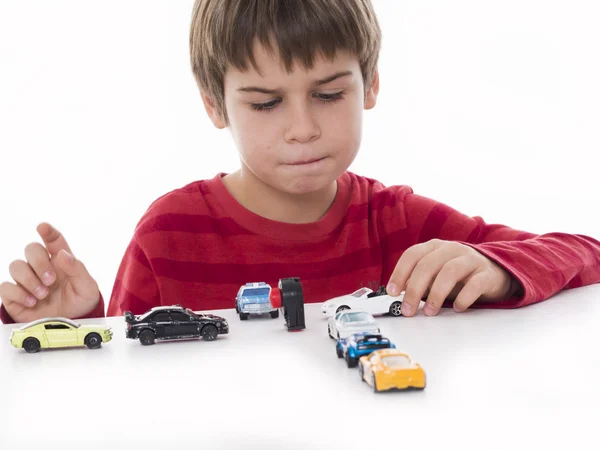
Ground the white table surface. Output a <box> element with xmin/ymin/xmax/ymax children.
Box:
<box><xmin>1</xmin><ymin>285</ymin><xmax>599</xmax><ymax>450</ymax></box>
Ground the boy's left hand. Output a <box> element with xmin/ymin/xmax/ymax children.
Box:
<box><xmin>386</xmin><ymin>239</ymin><xmax>516</xmax><ymax>317</ymax></box>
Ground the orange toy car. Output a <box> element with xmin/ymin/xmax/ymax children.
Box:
<box><xmin>358</xmin><ymin>348</ymin><xmax>426</xmax><ymax>392</ymax></box>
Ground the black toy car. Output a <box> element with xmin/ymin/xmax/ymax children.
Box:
<box><xmin>124</xmin><ymin>305</ymin><xmax>229</xmax><ymax>345</ymax></box>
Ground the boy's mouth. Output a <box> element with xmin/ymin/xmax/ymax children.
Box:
<box><xmin>287</xmin><ymin>157</ymin><xmax>327</xmax><ymax>166</ymax></box>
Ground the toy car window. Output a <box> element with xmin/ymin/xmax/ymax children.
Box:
<box><xmin>153</xmin><ymin>313</ymin><xmax>170</xmax><ymax>322</ymax></box>
<box><xmin>241</xmin><ymin>287</ymin><xmax>270</xmax><ymax>296</ymax></box>
<box><xmin>381</xmin><ymin>356</ymin><xmax>411</xmax><ymax>369</ymax></box>
<box><xmin>171</xmin><ymin>312</ymin><xmax>190</xmax><ymax>321</ymax></box>
<box><xmin>340</xmin><ymin>314</ymin><xmax>349</xmax><ymax>323</ymax></box>
<box><xmin>346</xmin><ymin>312</ymin><xmax>372</xmax><ymax>322</ymax></box>
<box><xmin>44</xmin><ymin>324</ymin><xmax>70</xmax><ymax>330</ymax></box>
<box><xmin>352</xmin><ymin>288</ymin><xmax>368</xmax><ymax>298</ymax></box>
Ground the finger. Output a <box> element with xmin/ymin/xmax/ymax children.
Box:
<box><xmin>0</xmin><ymin>281</ymin><xmax>37</xmax><ymax>310</ymax></box>
<box><xmin>8</xmin><ymin>260</ymin><xmax>49</xmax><ymax>300</ymax></box>
<box><xmin>53</xmin><ymin>249</ymin><xmax>99</xmax><ymax>300</ymax></box>
<box><xmin>453</xmin><ymin>271</ymin><xmax>489</xmax><ymax>312</ymax></box>
<box><xmin>37</xmin><ymin>222</ymin><xmax>73</xmax><ymax>258</ymax></box>
<box><xmin>398</xmin><ymin>243</ymin><xmax>463</xmax><ymax>317</ymax></box>
<box><xmin>423</xmin><ymin>256</ymin><xmax>478</xmax><ymax>316</ymax></box>
<box><xmin>387</xmin><ymin>239</ymin><xmax>443</xmax><ymax>296</ymax></box>
<box><xmin>24</xmin><ymin>242</ymin><xmax>56</xmax><ymax>287</ymax></box>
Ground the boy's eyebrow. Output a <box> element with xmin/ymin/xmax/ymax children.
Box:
<box><xmin>237</xmin><ymin>70</ymin><xmax>353</xmax><ymax>95</ymax></box>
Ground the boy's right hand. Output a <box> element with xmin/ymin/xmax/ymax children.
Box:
<box><xmin>0</xmin><ymin>223</ymin><xmax>100</xmax><ymax>323</ymax></box>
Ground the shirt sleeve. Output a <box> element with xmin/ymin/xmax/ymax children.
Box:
<box><xmin>106</xmin><ymin>237</ymin><xmax>160</xmax><ymax>317</ymax></box>
<box><xmin>377</xmin><ymin>187</ymin><xmax>600</xmax><ymax>309</ymax></box>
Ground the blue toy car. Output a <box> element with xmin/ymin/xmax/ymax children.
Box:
<box><xmin>336</xmin><ymin>332</ymin><xmax>396</xmax><ymax>368</ymax></box>
<box><xmin>235</xmin><ymin>282</ymin><xmax>279</xmax><ymax>321</ymax></box>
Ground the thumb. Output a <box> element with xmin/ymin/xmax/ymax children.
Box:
<box><xmin>54</xmin><ymin>249</ymin><xmax>99</xmax><ymax>300</ymax></box>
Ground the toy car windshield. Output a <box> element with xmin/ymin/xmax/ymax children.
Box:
<box><xmin>346</xmin><ymin>312</ymin><xmax>373</xmax><ymax>322</ymax></box>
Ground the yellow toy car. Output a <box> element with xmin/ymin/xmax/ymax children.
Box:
<box><xmin>358</xmin><ymin>348</ymin><xmax>426</xmax><ymax>392</ymax></box>
<box><xmin>10</xmin><ymin>317</ymin><xmax>113</xmax><ymax>353</ymax></box>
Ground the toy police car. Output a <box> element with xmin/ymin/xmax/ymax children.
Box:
<box><xmin>235</xmin><ymin>282</ymin><xmax>279</xmax><ymax>320</ymax></box>
<box><xmin>124</xmin><ymin>305</ymin><xmax>229</xmax><ymax>345</ymax></box>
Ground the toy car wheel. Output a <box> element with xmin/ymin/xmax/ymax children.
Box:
<box><xmin>328</xmin><ymin>325</ymin><xmax>334</xmax><ymax>339</ymax></box>
<box><xmin>358</xmin><ymin>363</ymin><xmax>365</xmax><ymax>382</ymax></box>
<box><xmin>84</xmin><ymin>332</ymin><xmax>102</xmax><ymax>349</ymax></box>
<box><xmin>335</xmin><ymin>305</ymin><xmax>350</xmax><ymax>313</ymax></box>
<box><xmin>345</xmin><ymin>352</ymin><xmax>358</xmax><ymax>368</ymax></box>
<box><xmin>201</xmin><ymin>324</ymin><xmax>218</xmax><ymax>341</ymax></box>
<box><xmin>389</xmin><ymin>301</ymin><xmax>402</xmax><ymax>317</ymax></box>
<box><xmin>139</xmin><ymin>329</ymin><xmax>156</xmax><ymax>346</ymax></box>
<box><xmin>270</xmin><ymin>310</ymin><xmax>279</xmax><ymax>319</ymax></box>
<box><xmin>336</xmin><ymin>344</ymin><xmax>343</xmax><ymax>358</ymax></box>
<box><xmin>239</xmin><ymin>313</ymin><xmax>249</xmax><ymax>321</ymax></box>
<box><xmin>235</xmin><ymin>303</ymin><xmax>239</xmax><ymax>313</ymax></box>
<box><xmin>23</xmin><ymin>337</ymin><xmax>41</xmax><ymax>353</ymax></box>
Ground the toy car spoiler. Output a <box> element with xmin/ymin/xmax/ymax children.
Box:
<box><xmin>356</xmin><ymin>334</ymin><xmax>385</xmax><ymax>343</ymax></box>
<box><xmin>124</xmin><ymin>311</ymin><xmax>135</xmax><ymax>323</ymax></box>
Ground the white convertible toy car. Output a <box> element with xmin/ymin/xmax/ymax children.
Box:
<box><xmin>327</xmin><ymin>310</ymin><xmax>380</xmax><ymax>340</ymax></box>
<box><xmin>321</xmin><ymin>286</ymin><xmax>404</xmax><ymax>318</ymax></box>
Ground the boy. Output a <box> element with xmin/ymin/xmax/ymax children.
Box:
<box><xmin>2</xmin><ymin>0</ymin><xmax>600</xmax><ymax>325</ymax></box>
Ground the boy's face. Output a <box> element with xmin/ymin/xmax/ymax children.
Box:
<box><xmin>202</xmin><ymin>42</ymin><xmax>379</xmax><ymax>196</ymax></box>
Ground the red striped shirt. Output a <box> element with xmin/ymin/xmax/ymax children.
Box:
<box><xmin>102</xmin><ymin>171</ymin><xmax>600</xmax><ymax>316</ymax></box>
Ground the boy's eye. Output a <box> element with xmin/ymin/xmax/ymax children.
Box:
<box><xmin>250</xmin><ymin>98</ymin><xmax>281</xmax><ymax>111</ymax></box>
<box><xmin>314</xmin><ymin>91</ymin><xmax>345</xmax><ymax>102</ymax></box>
<box><xmin>249</xmin><ymin>91</ymin><xmax>345</xmax><ymax>112</ymax></box>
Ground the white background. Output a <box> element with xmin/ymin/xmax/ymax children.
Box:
<box><xmin>1</xmin><ymin>0</ymin><xmax>599</xmax><ymax>304</ymax></box>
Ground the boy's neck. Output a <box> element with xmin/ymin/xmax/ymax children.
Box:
<box><xmin>221</xmin><ymin>170</ymin><xmax>338</xmax><ymax>224</ymax></box>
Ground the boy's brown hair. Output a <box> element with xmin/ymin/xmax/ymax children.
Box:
<box><xmin>189</xmin><ymin>0</ymin><xmax>381</xmax><ymax>123</ymax></box>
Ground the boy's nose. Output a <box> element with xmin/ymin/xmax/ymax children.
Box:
<box><xmin>284</xmin><ymin>103</ymin><xmax>321</xmax><ymax>144</ymax></box>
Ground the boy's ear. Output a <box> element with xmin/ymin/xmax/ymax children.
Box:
<box><xmin>364</xmin><ymin>69</ymin><xmax>380</xmax><ymax>110</ymax></box>
<box><xmin>200</xmin><ymin>91</ymin><xmax>227</xmax><ymax>129</ymax></box>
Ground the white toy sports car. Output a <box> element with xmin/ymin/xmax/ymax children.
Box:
<box><xmin>321</xmin><ymin>286</ymin><xmax>404</xmax><ymax>318</ymax></box>
<box><xmin>327</xmin><ymin>310</ymin><xmax>380</xmax><ymax>340</ymax></box>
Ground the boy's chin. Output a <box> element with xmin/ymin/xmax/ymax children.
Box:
<box><xmin>274</xmin><ymin>174</ymin><xmax>337</xmax><ymax>196</ymax></box>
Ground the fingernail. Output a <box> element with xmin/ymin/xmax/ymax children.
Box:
<box><xmin>424</xmin><ymin>303</ymin><xmax>436</xmax><ymax>316</ymax></box>
<box><xmin>34</xmin><ymin>285</ymin><xmax>48</xmax><ymax>299</ymax></box>
<box><xmin>25</xmin><ymin>295</ymin><xmax>37</xmax><ymax>307</ymax></box>
<box><xmin>387</xmin><ymin>283</ymin><xmax>398</xmax><ymax>296</ymax></box>
<box><xmin>42</xmin><ymin>271</ymin><xmax>55</xmax><ymax>285</ymax></box>
<box><xmin>401</xmin><ymin>302</ymin><xmax>413</xmax><ymax>316</ymax></box>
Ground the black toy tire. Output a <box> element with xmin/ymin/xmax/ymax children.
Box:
<box><xmin>336</xmin><ymin>345</ymin><xmax>343</xmax><ymax>358</ymax></box>
<box><xmin>270</xmin><ymin>310</ymin><xmax>279</xmax><ymax>319</ymax></box>
<box><xmin>389</xmin><ymin>301</ymin><xmax>402</xmax><ymax>317</ymax></box>
<box><xmin>336</xmin><ymin>305</ymin><xmax>350</xmax><ymax>313</ymax></box>
<box><xmin>239</xmin><ymin>313</ymin><xmax>249</xmax><ymax>321</ymax></box>
<box><xmin>201</xmin><ymin>324</ymin><xmax>218</xmax><ymax>341</ymax></box>
<box><xmin>345</xmin><ymin>352</ymin><xmax>358</xmax><ymax>368</ymax></box>
<box><xmin>139</xmin><ymin>329</ymin><xmax>155</xmax><ymax>346</ymax></box>
<box><xmin>23</xmin><ymin>337</ymin><xmax>41</xmax><ymax>353</ymax></box>
<box><xmin>358</xmin><ymin>363</ymin><xmax>365</xmax><ymax>381</ymax></box>
<box><xmin>84</xmin><ymin>332</ymin><xmax>102</xmax><ymax>349</ymax></box>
